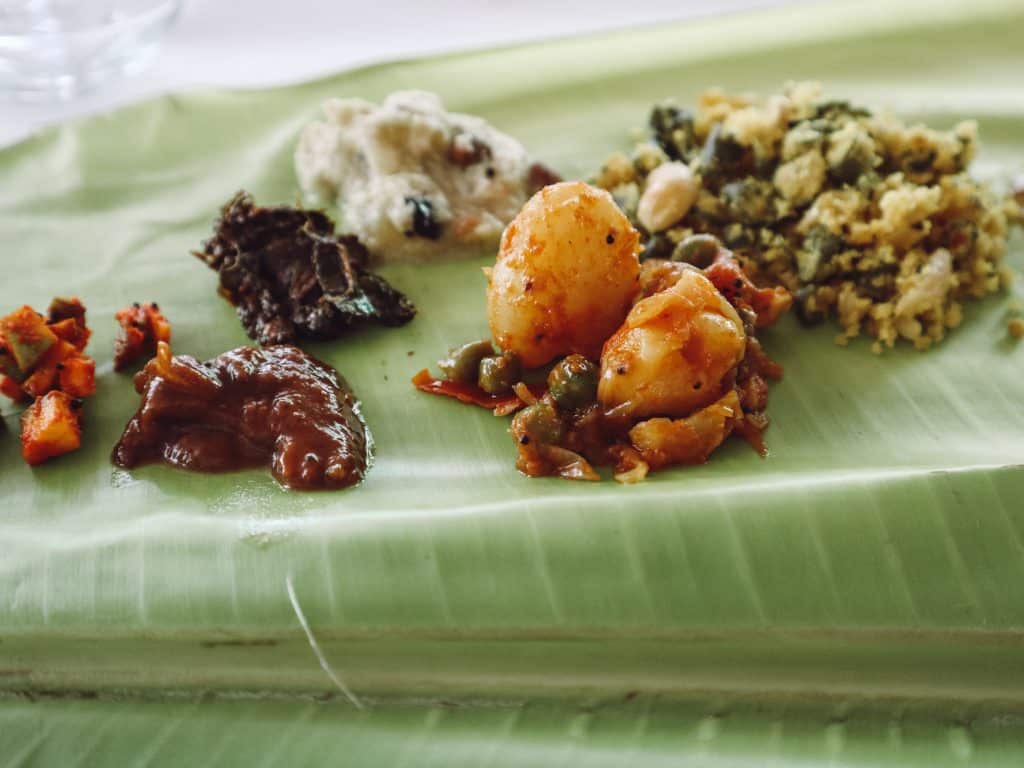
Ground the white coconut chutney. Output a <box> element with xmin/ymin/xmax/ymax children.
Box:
<box><xmin>295</xmin><ymin>91</ymin><xmax>557</xmax><ymax>262</ymax></box>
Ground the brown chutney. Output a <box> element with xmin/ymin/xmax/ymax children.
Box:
<box><xmin>112</xmin><ymin>343</ymin><xmax>369</xmax><ymax>490</ymax></box>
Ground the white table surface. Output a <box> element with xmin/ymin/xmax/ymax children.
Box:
<box><xmin>0</xmin><ymin>0</ymin><xmax>794</xmax><ymax>149</ymax></box>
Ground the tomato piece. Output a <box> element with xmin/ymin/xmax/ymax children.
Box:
<box><xmin>411</xmin><ymin>368</ymin><xmax>544</xmax><ymax>411</ymax></box>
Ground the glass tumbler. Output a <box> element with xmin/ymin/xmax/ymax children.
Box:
<box><xmin>0</xmin><ymin>0</ymin><xmax>181</xmax><ymax>100</ymax></box>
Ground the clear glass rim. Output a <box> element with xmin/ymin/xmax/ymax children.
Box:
<box><xmin>0</xmin><ymin>0</ymin><xmax>182</xmax><ymax>41</ymax></box>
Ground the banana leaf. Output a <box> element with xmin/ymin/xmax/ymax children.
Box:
<box><xmin>1</xmin><ymin>0</ymin><xmax>1024</xmax><ymax>762</ymax></box>
<box><xmin>1</xmin><ymin>696</ymin><xmax>1021</xmax><ymax>767</ymax></box>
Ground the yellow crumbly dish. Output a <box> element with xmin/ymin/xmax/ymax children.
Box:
<box><xmin>594</xmin><ymin>82</ymin><xmax>1021</xmax><ymax>352</ymax></box>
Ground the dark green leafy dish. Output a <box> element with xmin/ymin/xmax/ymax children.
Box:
<box><xmin>195</xmin><ymin>192</ymin><xmax>416</xmax><ymax>346</ymax></box>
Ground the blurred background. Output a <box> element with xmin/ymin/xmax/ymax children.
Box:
<box><xmin>0</xmin><ymin>0</ymin><xmax>796</xmax><ymax>147</ymax></box>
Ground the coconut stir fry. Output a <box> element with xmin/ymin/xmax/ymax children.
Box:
<box><xmin>594</xmin><ymin>83</ymin><xmax>1019</xmax><ymax>352</ymax></box>
<box><xmin>413</xmin><ymin>181</ymin><xmax>790</xmax><ymax>482</ymax></box>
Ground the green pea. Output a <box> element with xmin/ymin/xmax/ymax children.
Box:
<box><xmin>794</xmin><ymin>286</ymin><xmax>826</xmax><ymax>327</ymax></box>
<box><xmin>438</xmin><ymin>340</ymin><xmax>494</xmax><ymax>384</ymax></box>
<box><xmin>478</xmin><ymin>354</ymin><xmax>521</xmax><ymax>395</ymax></box>
<box><xmin>547</xmin><ymin>354</ymin><xmax>599</xmax><ymax>411</ymax></box>
<box><xmin>512</xmin><ymin>402</ymin><xmax>565</xmax><ymax>446</ymax></box>
<box><xmin>673</xmin><ymin>234</ymin><xmax>721</xmax><ymax>266</ymax></box>
<box><xmin>640</xmin><ymin>233</ymin><xmax>674</xmax><ymax>261</ymax></box>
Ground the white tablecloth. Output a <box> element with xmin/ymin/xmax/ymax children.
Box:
<box><xmin>0</xmin><ymin>0</ymin><xmax>792</xmax><ymax>148</ymax></box>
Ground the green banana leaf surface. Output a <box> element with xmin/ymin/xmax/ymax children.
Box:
<box><xmin>1</xmin><ymin>0</ymin><xmax>1024</xmax><ymax>763</ymax></box>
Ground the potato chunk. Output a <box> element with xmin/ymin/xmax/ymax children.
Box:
<box><xmin>487</xmin><ymin>181</ymin><xmax>641</xmax><ymax>367</ymax></box>
<box><xmin>598</xmin><ymin>268</ymin><xmax>746</xmax><ymax>419</ymax></box>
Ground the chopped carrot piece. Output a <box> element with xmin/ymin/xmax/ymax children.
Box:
<box><xmin>47</xmin><ymin>317</ymin><xmax>91</xmax><ymax>351</ymax></box>
<box><xmin>21</xmin><ymin>390</ymin><xmax>82</xmax><ymax>465</ymax></box>
<box><xmin>20</xmin><ymin>365</ymin><xmax>58</xmax><ymax>399</ymax></box>
<box><xmin>1</xmin><ymin>375</ymin><xmax>29</xmax><ymax>403</ymax></box>
<box><xmin>59</xmin><ymin>356</ymin><xmax>96</xmax><ymax>398</ymax></box>
<box><xmin>21</xmin><ymin>339</ymin><xmax>77</xmax><ymax>398</ymax></box>
<box><xmin>46</xmin><ymin>297</ymin><xmax>91</xmax><ymax>351</ymax></box>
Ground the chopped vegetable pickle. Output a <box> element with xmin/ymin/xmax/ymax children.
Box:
<box><xmin>1</xmin><ymin>296</ymin><xmax>95</xmax><ymax>465</ymax></box>
<box><xmin>114</xmin><ymin>302</ymin><xmax>171</xmax><ymax>371</ymax></box>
